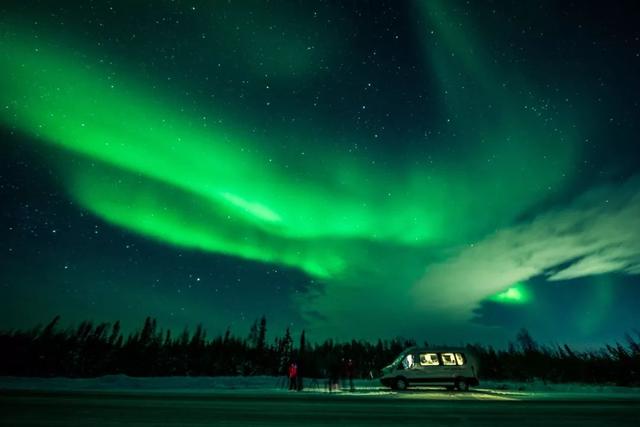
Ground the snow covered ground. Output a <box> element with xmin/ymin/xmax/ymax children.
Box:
<box><xmin>1</xmin><ymin>375</ymin><xmax>639</xmax><ymax>401</ymax></box>
<box><xmin>0</xmin><ymin>375</ymin><xmax>383</xmax><ymax>394</ymax></box>
<box><xmin>480</xmin><ymin>379</ymin><xmax>640</xmax><ymax>394</ymax></box>
<box><xmin>0</xmin><ymin>374</ymin><xmax>286</xmax><ymax>392</ymax></box>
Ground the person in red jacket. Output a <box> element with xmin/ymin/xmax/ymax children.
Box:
<box><xmin>288</xmin><ymin>362</ymin><xmax>298</xmax><ymax>391</ymax></box>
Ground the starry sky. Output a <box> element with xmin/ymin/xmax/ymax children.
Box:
<box><xmin>1</xmin><ymin>0</ymin><xmax>639</xmax><ymax>347</ymax></box>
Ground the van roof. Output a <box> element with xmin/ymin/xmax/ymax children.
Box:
<box><xmin>405</xmin><ymin>346</ymin><xmax>469</xmax><ymax>353</ymax></box>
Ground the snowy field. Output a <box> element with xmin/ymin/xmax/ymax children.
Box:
<box><xmin>2</xmin><ymin>375</ymin><xmax>640</xmax><ymax>400</ymax></box>
<box><xmin>1</xmin><ymin>376</ymin><xmax>640</xmax><ymax>426</ymax></box>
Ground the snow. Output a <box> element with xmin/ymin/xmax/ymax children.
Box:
<box><xmin>1</xmin><ymin>375</ymin><xmax>639</xmax><ymax>400</ymax></box>
<box><xmin>0</xmin><ymin>375</ymin><xmax>384</xmax><ymax>394</ymax></box>
<box><xmin>0</xmin><ymin>375</ymin><xmax>282</xmax><ymax>392</ymax></box>
<box><xmin>477</xmin><ymin>380</ymin><xmax>640</xmax><ymax>400</ymax></box>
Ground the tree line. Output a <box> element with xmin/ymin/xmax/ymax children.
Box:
<box><xmin>1</xmin><ymin>316</ymin><xmax>638</xmax><ymax>386</ymax></box>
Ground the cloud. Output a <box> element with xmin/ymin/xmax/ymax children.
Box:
<box><xmin>411</xmin><ymin>177</ymin><xmax>640</xmax><ymax>317</ymax></box>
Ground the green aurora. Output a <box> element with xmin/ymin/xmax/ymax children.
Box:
<box><xmin>2</xmin><ymin>0</ymin><xmax>639</xmax><ymax>345</ymax></box>
<box><xmin>0</xmin><ymin>1</ymin><xmax>579</xmax><ymax>285</ymax></box>
<box><xmin>489</xmin><ymin>283</ymin><xmax>531</xmax><ymax>305</ymax></box>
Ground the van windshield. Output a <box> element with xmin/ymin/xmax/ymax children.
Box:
<box><xmin>392</xmin><ymin>353</ymin><xmax>407</xmax><ymax>366</ymax></box>
<box><xmin>388</xmin><ymin>350</ymin><xmax>411</xmax><ymax>368</ymax></box>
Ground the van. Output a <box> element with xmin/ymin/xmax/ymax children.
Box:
<box><xmin>380</xmin><ymin>347</ymin><xmax>479</xmax><ymax>391</ymax></box>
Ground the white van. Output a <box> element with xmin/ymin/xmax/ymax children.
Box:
<box><xmin>380</xmin><ymin>347</ymin><xmax>479</xmax><ymax>391</ymax></box>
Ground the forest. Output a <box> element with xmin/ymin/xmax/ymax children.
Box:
<box><xmin>1</xmin><ymin>316</ymin><xmax>639</xmax><ymax>386</ymax></box>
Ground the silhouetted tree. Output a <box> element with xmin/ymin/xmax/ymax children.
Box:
<box><xmin>257</xmin><ymin>316</ymin><xmax>267</xmax><ymax>353</ymax></box>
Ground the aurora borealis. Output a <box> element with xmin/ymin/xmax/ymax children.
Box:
<box><xmin>1</xmin><ymin>1</ymin><xmax>639</xmax><ymax>346</ymax></box>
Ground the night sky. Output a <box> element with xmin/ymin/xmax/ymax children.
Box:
<box><xmin>1</xmin><ymin>1</ymin><xmax>639</xmax><ymax>348</ymax></box>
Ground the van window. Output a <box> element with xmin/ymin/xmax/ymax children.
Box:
<box><xmin>441</xmin><ymin>353</ymin><xmax>457</xmax><ymax>366</ymax></box>
<box><xmin>419</xmin><ymin>353</ymin><xmax>440</xmax><ymax>366</ymax></box>
<box><xmin>455</xmin><ymin>353</ymin><xmax>465</xmax><ymax>365</ymax></box>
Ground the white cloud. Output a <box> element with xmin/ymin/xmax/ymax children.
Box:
<box><xmin>411</xmin><ymin>177</ymin><xmax>640</xmax><ymax>316</ymax></box>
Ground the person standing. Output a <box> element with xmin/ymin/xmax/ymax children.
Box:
<box><xmin>329</xmin><ymin>356</ymin><xmax>341</xmax><ymax>392</ymax></box>
<box><xmin>288</xmin><ymin>362</ymin><xmax>298</xmax><ymax>391</ymax></box>
<box><xmin>346</xmin><ymin>358</ymin><xmax>355</xmax><ymax>392</ymax></box>
<box><xmin>296</xmin><ymin>361</ymin><xmax>304</xmax><ymax>391</ymax></box>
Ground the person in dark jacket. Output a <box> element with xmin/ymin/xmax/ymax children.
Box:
<box><xmin>345</xmin><ymin>358</ymin><xmax>355</xmax><ymax>392</ymax></box>
<box><xmin>328</xmin><ymin>357</ymin><xmax>341</xmax><ymax>392</ymax></box>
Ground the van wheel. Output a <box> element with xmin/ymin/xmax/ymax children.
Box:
<box><xmin>455</xmin><ymin>378</ymin><xmax>469</xmax><ymax>391</ymax></box>
<box><xmin>395</xmin><ymin>377</ymin><xmax>409</xmax><ymax>391</ymax></box>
